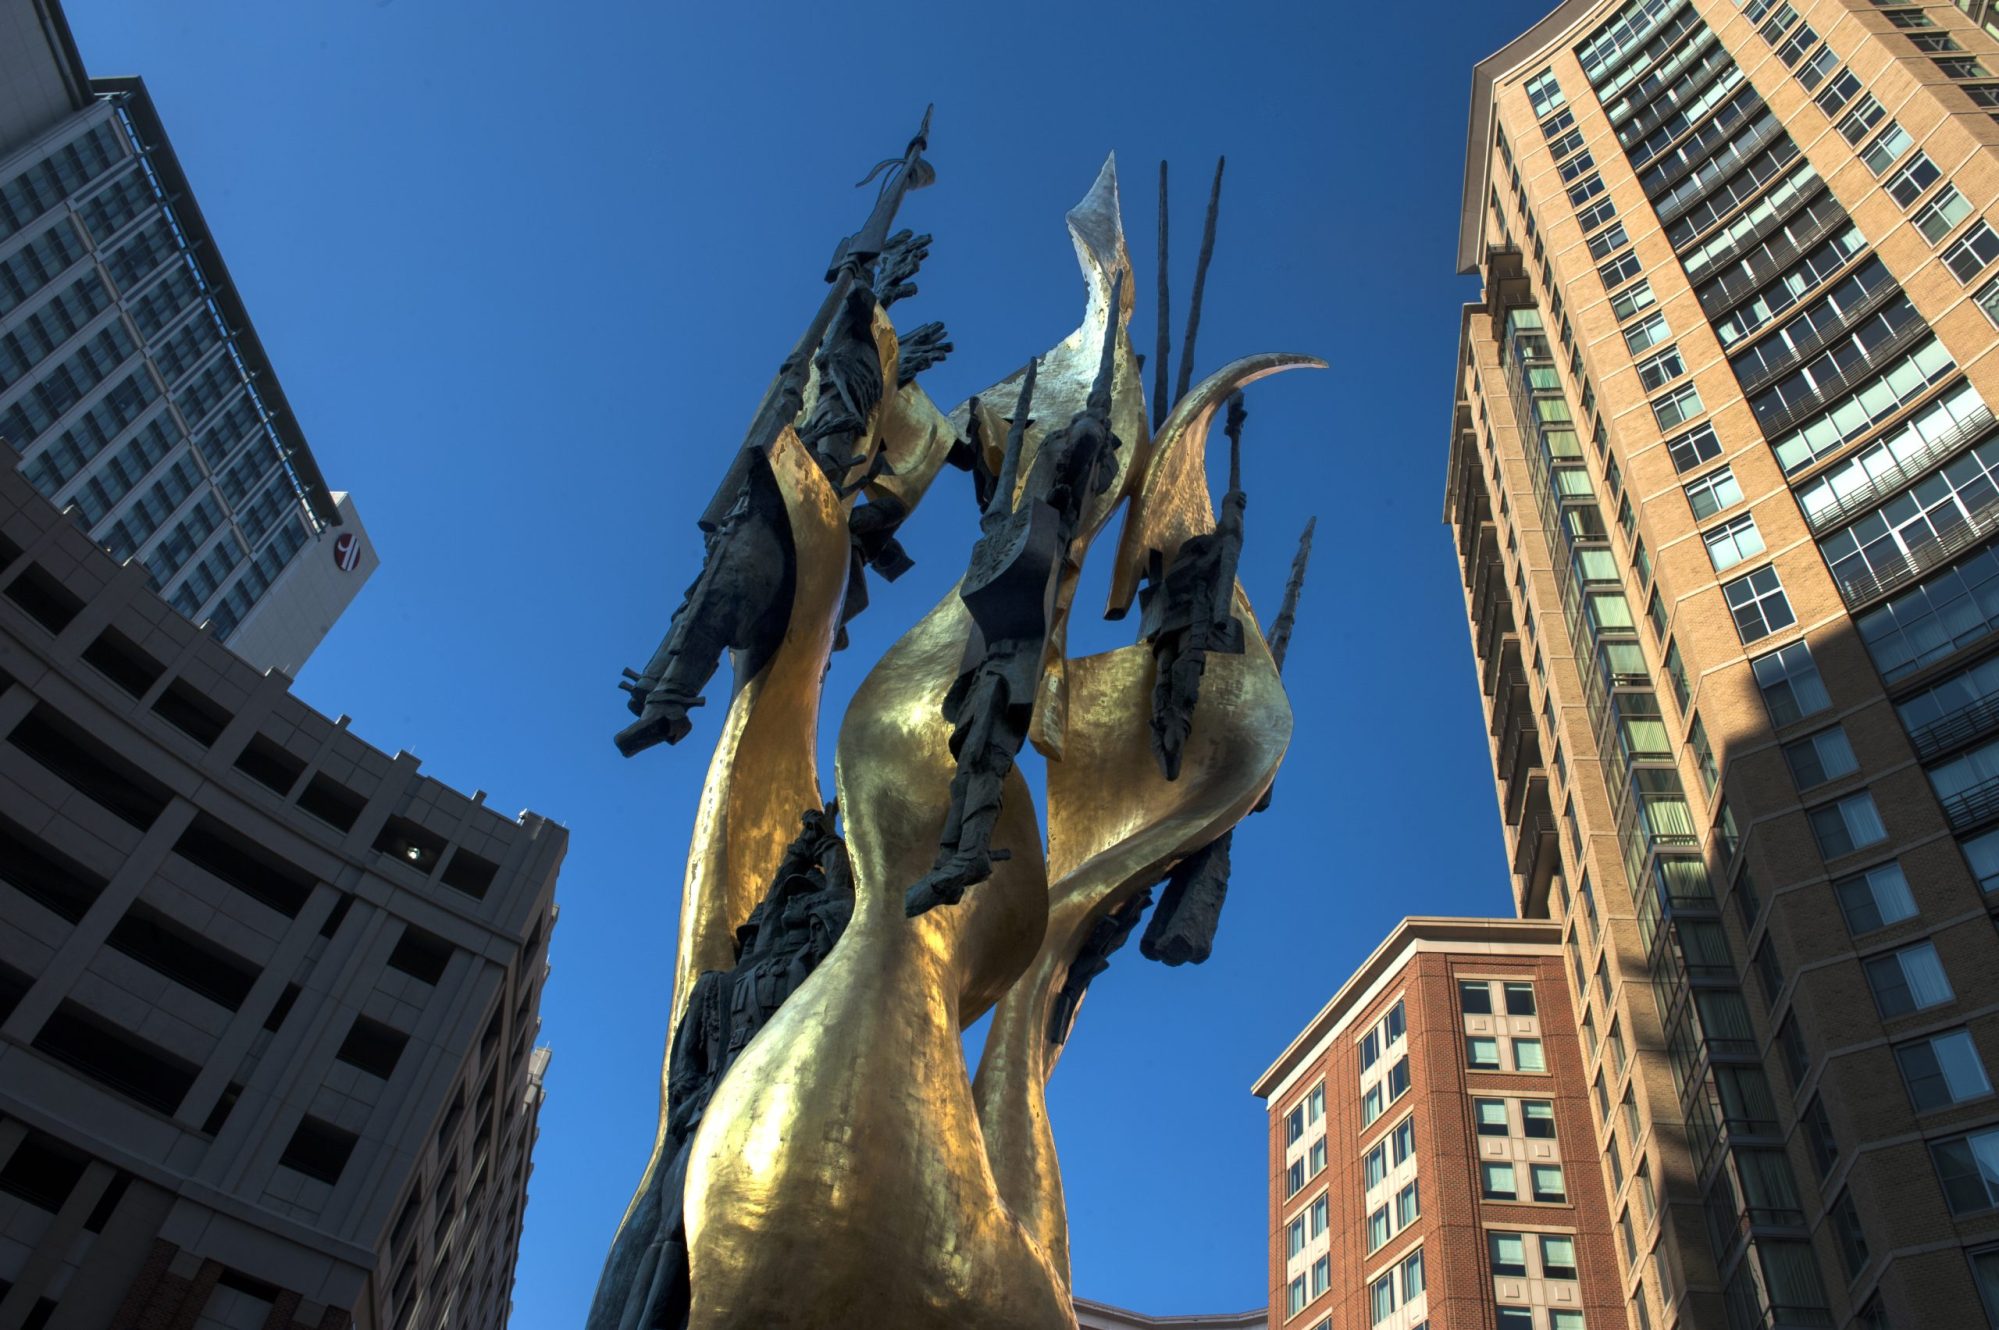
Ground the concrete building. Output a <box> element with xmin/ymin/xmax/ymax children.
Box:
<box><xmin>0</xmin><ymin>0</ymin><xmax>375</xmax><ymax>678</ymax></box>
<box><xmin>1253</xmin><ymin>918</ymin><xmax>1623</xmax><ymax>1330</ymax></box>
<box><xmin>1448</xmin><ymin>1</ymin><xmax>1999</xmax><ymax>1325</ymax></box>
<box><xmin>0</xmin><ymin>458</ymin><xmax>559</xmax><ymax>1327</ymax></box>
<box><xmin>1073</xmin><ymin>1299</ymin><xmax>1265</xmax><ymax>1330</ymax></box>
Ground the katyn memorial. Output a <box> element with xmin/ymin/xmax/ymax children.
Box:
<box><xmin>583</xmin><ymin>110</ymin><xmax>1319</xmax><ymax>1330</ymax></box>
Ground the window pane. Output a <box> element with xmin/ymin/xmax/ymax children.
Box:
<box><xmin>1515</xmin><ymin>1038</ymin><xmax>1547</xmax><ymax>1072</ymax></box>
<box><xmin>1476</xmin><ymin>1098</ymin><xmax>1509</xmax><ymax>1135</ymax></box>
<box><xmin>1460</xmin><ymin>981</ymin><xmax>1494</xmax><ymax>1014</ymax></box>
<box><xmin>1504</xmin><ymin>982</ymin><xmax>1537</xmax><ymax>1015</ymax></box>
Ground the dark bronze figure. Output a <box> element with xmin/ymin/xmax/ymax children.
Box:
<box><xmin>1139</xmin><ymin>515</ymin><xmax>1313</xmax><ymax>966</ymax></box>
<box><xmin>616</xmin><ymin>450</ymin><xmax>797</xmax><ymax>757</ymax></box>
<box><xmin>907</xmin><ymin>276</ymin><xmax>1129</xmax><ymax>918</ymax></box>
<box><xmin>615</xmin><ymin>108</ymin><xmax>935</xmax><ymax>758</ymax></box>
<box><xmin>1140</xmin><ymin>391</ymin><xmax>1249</xmax><ymax>781</ymax></box>
<box><xmin>605</xmin><ymin>805</ymin><xmax>854</xmax><ymax>1330</ymax></box>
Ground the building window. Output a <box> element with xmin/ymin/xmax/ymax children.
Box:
<box><xmin>1367</xmin><ymin>1204</ymin><xmax>1391</xmax><ymax>1252</ymax></box>
<box><xmin>1704</xmin><ymin>514</ymin><xmax>1765</xmax><ymax>572</ymax></box>
<box><xmin>1783</xmin><ymin>726</ymin><xmax>1858</xmax><ymax>789</ymax></box>
<box><xmin>1308</xmin><ymin>1083</ymin><xmax>1325</xmax><ymax>1124</ymax></box>
<box><xmin>1691</xmin><ymin>714</ymin><xmax>1719</xmax><ymax>794</ymax></box>
<box><xmin>1611</xmin><ymin>279</ymin><xmax>1656</xmax><ymax>323</ymax></box>
<box><xmin>1286</xmin><ymin>1105</ymin><xmax>1305</xmax><ymax>1144</ymax></box>
<box><xmin>1963</xmin><ymin>828</ymin><xmax>1999</xmax><ymax>892</ymax></box>
<box><xmin>1476</xmin><ymin>1098</ymin><xmax>1509</xmax><ymax>1136</ymax></box>
<box><xmin>1542</xmin><ymin>1235</ymin><xmax>1579</xmax><ymax>1280</ymax></box>
<box><xmin>1651</xmin><ymin>382</ymin><xmax>1703</xmax><ymax>430</ymax></box>
<box><xmin>1945</xmin><ymin>221</ymin><xmax>1999</xmax><ymax>282</ymax></box>
<box><xmin>1310</xmin><ymin>1195</ymin><xmax>1328</xmax><ymax>1237</ymax></box>
<box><xmin>1309</xmin><ymin>1138</ymin><xmax>1327</xmax><ymax>1176</ymax></box>
<box><xmin>1360</xmin><ymin>1029</ymin><xmax>1380</xmax><ymax>1070</ymax></box>
<box><xmin>1400</xmin><ymin>1247</ymin><xmax>1424</xmax><ymax>1302</ymax></box>
<box><xmin>1838</xmin><ymin>93</ymin><xmax>1886</xmax><ymax>145</ymax></box>
<box><xmin>1833</xmin><ymin>862</ymin><xmax>1917</xmax><ymax>933</ymax></box>
<box><xmin>1460</xmin><ymin>980</ymin><xmax>1493</xmax><ymax>1014</ymax></box>
<box><xmin>1505</xmin><ymin>982</ymin><xmax>1536</xmax><ymax>1016</ymax></box>
<box><xmin>1600</xmin><ymin>251</ymin><xmax>1644</xmax><ymax>289</ymax></box>
<box><xmin>1684</xmin><ymin>465</ymin><xmax>1741</xmax><ymax>519</ymax></box>
<box><xmin>1978</xmin><ymin>275</ymin><xmax>1999</xmax><ymax>328</ymax></box>
<box><xmin>1860</xmin><ymin>121</ymin><xmax>1912</xmax><ymax>175</ymax></box>
<box><xmin>1724</xmin><ymin>565</ymin><xmax>1794</xmax><ymax>642</ymax></box>
<box><xmin>1287</xmin><ymin>1213</ymin><xmax>1306</xmax><ymax>1257</ymax></box>
<box><xmin>1884</xmin><ymin>8</ymin><xmax>1937</xmax><ymax>28</ymax></box>
<box><xmin>1938</xmin><ymin>57</ymin><xmax>1995</xmax><ymax>78</ymax></box>
<box><xmin>1915</xmin><ymin>185</ymin><xmax>1973</xmax><ymax>242</ymax></box>
<box><xmin>1514</xmin><ymin>1038</ymin><xmax>1547</xmax><ymax>1073</ymax></box>
<box><xmin>1932</xmin><ymin>1126</ymin><xmax>1999</xmax><ymax>1212</ymax></box>
<box><xmin>1525</xmin><ymin>1100</ymin><xmax>1556</xmax><ymax>1138</ymax></box>
<box><xmin>1397</xmin><ymin>1180</ymin><xmax>1420</xmax><ymax>1228</ymax></box>
<box><xmin>1865</xmin><ymin>940</ymin><xmax>1954</xmax><ymax>1016</ymax></box>
<box><xmin>1811</xmin><ymin>791</ymin><xmax>1886</xmax><ymax>857</ymax></box>
<box><xmin>1491</xmin><ymin>1232</ymin><xmax>1527</xmax><ymax>1277</ymax></box>
<box><xmin>1970</xmin><ymin>1247</ymin><xmax>1999</xmax><ymax>1325</ymax></box>
<box><xmin>1497</xmin><ymin>1311</ymin><xmax>1534</xmax><ymax>1330</ymax></box>
<box><xmin>1804</xmin><ymin>1096</ymin><xmax>1839</xmax><ymax>1178</ymax></box>
<box><xmin>1625</xmin><ymin>310</ymin><xmax>1669</xmax><ymax>353</ymax></box>
<box><xmin>1753</xmin><ymin>641</ymin><xmax>1830</xmax><ymax>725</ymax></box>
<box><xmin>1364</xmin><ymin>1142</ymin><xmax>1387</xmax><ymax>1189</ymax></box>
<box><xmin>1387</xmin><ymin>1056</ymin><xmax>1411</xmax><ymax>1101</ymax></box>
<box><xmin>1816</xmin><ymin>67</ymin><xmax>1861</xmax><ymax>114</ymax></box>
<box><xmin>1483</xmin><ymin>1162</ymin><xmax>1518</xmax><ymax>1200</ymax></box>
<box><xmin>1885</xmin><ymin>152</ymin><xmax>1941</xmax><ymax>207</ymax></box>
<box><xmin>1285</xmin><ymin>1158</ymin><xmax>1305</xmax><ymax>1197</ymax></box>
<box><xmin>1830</xmin><ymin>1190</ymin><xmax>1869</xmax><ymax>1279</ymax></box>
<box><xmin>1312</xmin><ymin>1255</ymin><xmax>1330</xmax><ymax>1298</ymax></box>
<box><xmin>1362</xmin><ymin>1083</ymin><xmax>1384</xmax><ymax>1125</ymax></box>
<box><xmin>1386</xmin><ymin>1001</ymin><xmax>1406</xmax><ymax>1044</ymax></box>
<box><xmin>1532</xmin><ymin>1164</ymin><xmax>1567</xmax><ymax>1203</ymax></box>
<box><xmin>1392</xmin><ymin>1116</ymin><xmax>1416</xmax><ymax>1164</ymax></box>
<box><xmin>1897</xmin><ymin>1029</ymin><xmax>1992</xmax><ymax>1110</ymax></box>
<box><xmin>1637</xmin><ymin>345</ymin><xmax>1685</xmax><ymax>391</ymax></box>
<box><xmin>1287</xmin><ymin>1275</ymin><xmax>1306</xmax><ymax>1317</ymax></box>
<box><xmin>1468</xmin><ymin>1037</ymin><xmax>1501</xmax><ymax>1070</ymax></box>
<box><xmin>1911</xmin><ymin>31</ymin><xmax>1964</xmax><ymax>52</ymax></box>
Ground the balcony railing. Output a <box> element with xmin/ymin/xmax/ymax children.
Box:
<box><xmin>1750</xmin><ymin>309</ymin><xmax>1937</xmax><ymax>439</ymax></box>
<box><xmin>1684</xmin><ymin>178</ymin><xmax>1832</xmax><ymax>295</ymax></box>
<box><xmin>1832</xmin><ymin>489</ymin><xmax>1999</xmax><ymax>609</ymax></box>
<box><xmin>1647</xmin><ymin>108</ymin><xmax>1775</xmax><ymax>220</ymax></box>
<box><xmin>1909</xmin><ymin>690</ymin><xmax>1999</xmax><ymax>761</ymax></box>
<box><xmin>1695</xmin><ymin>191</ymin><xmax>1847</xmax><ymax>318</ymax></box>
<box><xmin>1732</xmin><ymin>278</ymin><xmax>1904</xmax><ymax>399</ymax></box>
<box><xmin>1942</xmin><ymin>773</ymin><xmax>1999</xmax><ymax>832</ymax></box>
<box><xmin>1799</xmin><ymin>406</ymin><xmax>1997</xmax><ymax>534</ymax></box>
<box><xmin>1641</xmin><ymin>93</ymin><xmax>1766</xmax><ymax>201</ymax></box>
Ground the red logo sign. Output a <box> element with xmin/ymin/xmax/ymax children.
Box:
<box><xmin>333</xmin><ymin>532</ymin><xmax>361</xmax><ymax>571</ymax></box>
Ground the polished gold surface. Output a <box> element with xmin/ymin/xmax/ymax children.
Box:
<box><xmin>614</xmin><ymin>154</ymin><xmax>1313</xmax><ymax>1329</ymax></box>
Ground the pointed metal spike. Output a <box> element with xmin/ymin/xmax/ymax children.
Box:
<box><xmin>1174</xmin><ymin>156</ymin><xmax>1225</xmax><ymax>407</ymax></box>
<box><xmin>1153</xmin><ymin>161</ymin><xmax>1171</xmax><ymax>432</ymax></box>
<box><xmin>1266</xmin><ymin>516</ymin><xmax>1315</xmax><ymax>673</ymax></box>
<box><xmin>990</xmin><ymin>359</ymin><xmax>1038</xmax><ymax>519</ymax></box>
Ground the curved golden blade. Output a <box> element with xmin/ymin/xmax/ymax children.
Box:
<box><xmin>1105</xmin><ymin>352</ymin><xmax>1325</xmax><ymax>619</ymax></box>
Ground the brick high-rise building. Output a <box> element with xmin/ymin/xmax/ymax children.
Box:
<box><xmin>0</xmin><ymin>461</ymin><xmax>558</xmax><ymax>1325</ymax></box>
<box><xmin>1253</xmin><ymin>918</ymin><xmax>1623</xmax><ymax>1330</ymax></box>
<box><xmin>1449</xmin><ymin>1</ymin><xmax>1999</xmax><ymax>1325</ymax></box>
<box><xmin>0</xmin><ymin>0</ymin><xmax>376</xmax><ymax>677</ymax></box>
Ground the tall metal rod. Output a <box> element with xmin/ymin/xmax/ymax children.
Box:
<box><xmin>1173</xmin><ymin>156</ymin><xmax>1224</xmax><ymax>406</ymax></box>
<box><xmin>1153</xmin><ymin>161</ymin><xmax>1171</xmax><ymax>430</ymax></box>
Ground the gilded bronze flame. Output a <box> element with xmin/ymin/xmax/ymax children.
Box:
<box><xmin>601</xmin><ymin>150</ymin><xmax>1316</xmax><ymax>1329</ymax></box>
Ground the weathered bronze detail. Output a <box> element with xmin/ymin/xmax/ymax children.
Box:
<box><xmin>1140</xmin><ymin>390</ymin><xmax>1249</xmax><ymax>781</ymax></box>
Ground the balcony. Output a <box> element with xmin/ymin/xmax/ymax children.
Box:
<box><xmin>1512</xmin><ymin>787</ymin><xmax>1558</xmax><ymax>888</ymax></box>
<box><xmin>1798</xmin><ymin>406</ymin><xmax>1997</xmax><ymax>534</ymax></box>
<box><xmin>1654</xmin><ymin>114</ymin><xmax>1787</xmax><ymax>226</ymax></box>
<box><xmin>1909</xmin><ymin>690</ymin><xmax>1999</xmax><ymax>762</ymax></box>
<box><xmin>1639</xmin><ymin>98</ymin><xmax>1783</xmax><ymax>209</ymax></box>
<box><xmin>1942</xmin><ymin>772</ymin><xmax>1999</xmax><ymax>832</ymax></box>
<box><xmin>1732</xmin><ymin>277</ymin><xmax>1904</xmax><ymax>399</ymax></box>
<box><xmin>1832</xmin><ymin>488</ymin><xmax>1999</xmax><ymax>610</ymax></box>
<box><xmin>1500</xmin><ymin>720</ymin><xmax>1542</xmax><ymax>828</ymax></box>
<box><xmin>1694</xmin><ymin>188</ymin><xmax>1845</xmax><ymax>318</ymax></box>
<box><xmin>1749</xmin><ymin>306</ymin><xmax>1935</xmax><ymax>439</ymax></box>
<box><xmin>1641</xmin><ymin>92</ymin><xmax>1766</xmax><ymax>202</ymax></box>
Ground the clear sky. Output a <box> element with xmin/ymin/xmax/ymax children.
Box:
<box><xmin>63</xmin><ymin>0</ymin><xmax>1558</xmax><ymax>1320</ymax></box>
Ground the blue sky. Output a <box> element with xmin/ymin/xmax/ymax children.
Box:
<box><xmin>66</xmin><ymin>0</ymin><xmax>1556</xmax><ymax>1318</ymax></box>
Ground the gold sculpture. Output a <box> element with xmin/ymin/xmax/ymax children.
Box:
<box><xmin>596</xmin><ymin>145</ymin><xmax>1319</xmax><ymax>1329</ymax></box>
